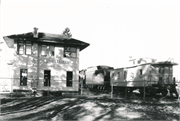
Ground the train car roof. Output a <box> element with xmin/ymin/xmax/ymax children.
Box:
<box><xmin>151</xmin><ymin>61</ymin><xmax>178</xmax><ymax>66</ymax></box>
<box><xmin>86</xmin><ymin>65</ymin><xmax>114</xmax><ymax>70</ymax></box>
<box><xmin>114</xmin><ymin>61</ymin><xmax>178</xmax><ymax>70</ymax></box>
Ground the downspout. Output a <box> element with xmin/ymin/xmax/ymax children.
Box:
<box><xmin>37</xmin><ymin>43</ymin><xmax>40</xmax><ymax>88</ymax></box>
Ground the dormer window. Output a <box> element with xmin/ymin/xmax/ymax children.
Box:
<box><xmin>64</xmin><ymin>47</ymin><xmax>77</xmax><ymax>58</ymax></box>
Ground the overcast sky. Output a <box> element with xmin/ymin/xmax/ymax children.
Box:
<box><xmin>0</xmin><ymin>0</ymin><xmax>179</xmax><ymax>78</ymax></box>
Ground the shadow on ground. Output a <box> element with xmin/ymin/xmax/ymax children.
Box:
<box><xmin>0</xmin><ymin>94</ymin><xmax>179</xmax><ymax>121</ymax></box>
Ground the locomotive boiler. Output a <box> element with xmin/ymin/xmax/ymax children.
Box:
<box><xmin>84</xmin><ymin>65</ymin><xmax>114</xmax><ymax>91</ymax></box>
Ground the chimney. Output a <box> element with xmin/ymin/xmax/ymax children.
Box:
<box><xmin>33</xmin><ymin>27</ymin><xmax>38</xmax><ymax>38</ymax></box>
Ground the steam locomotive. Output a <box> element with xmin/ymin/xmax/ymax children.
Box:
<box><xmin>79</xmin><ymin>59</ymin><xmax>179</xmax><ymax>98</ymax></box>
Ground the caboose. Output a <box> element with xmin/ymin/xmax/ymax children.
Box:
<box><xmin>111</xmin><ymin>58</ymin><xmax>178</xmax><ymax>97</ymax></box>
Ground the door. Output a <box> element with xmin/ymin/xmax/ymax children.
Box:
<box><xmin>44</xmin><ymin>70</ymin><xmax>51</xmax><ymax>86</ymax></box>
<box><xmin>66</xmin><ymin>71</ymin><xmax>73</xmax><ymax>87</ymax></box>
<box><xmin>159</xmin><ymin>66</ymin><xmax>164</xmax><ymax>85</ymax></box>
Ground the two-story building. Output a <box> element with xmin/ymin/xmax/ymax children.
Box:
<box><xmin>1</xmin><ymin>28</ymin><xmax>89</xmax><ymax>94</ymax></box>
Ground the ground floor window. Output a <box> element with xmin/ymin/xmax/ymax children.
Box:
<box><xmin>20</xmin><ymin>69</ymin><xmax>27</xmax><ymax>86</ymax></box>
<box><xmin>67</xmin><ymin>71</ymin><xmax>73</xmax><ymax>87</ymax></box>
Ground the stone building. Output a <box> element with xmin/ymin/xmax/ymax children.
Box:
<box><xmin>1</xmin><ymin>28</ymin><xmax>89</xmax><ymax>93</ymax></box>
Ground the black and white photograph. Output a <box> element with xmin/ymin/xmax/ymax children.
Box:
<box><xmin>0</xmin><ymin>0</ymin><xmax>180</xmax><ymax>120</ymax></box>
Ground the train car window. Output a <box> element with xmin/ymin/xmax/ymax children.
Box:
<box><xmin>118</xmin><ymin>72</ymin><xmax>121</xmax><ymax>79</ymax></box>
<box><xmin>130</xmin><ymin>72</ymin><xmax>134</xmax><ymax>78</ymax></box>
<box><xmin>111</xmin><ymin>72</ymin><xmax>115</xmax><ymax>79</ymax></box>
<box><xmin>139</xmin><ymin>69</ymin><xmax>143</xmax><ymax>75</ymax></box>
<box><xmin>159</xmin><ymin>66</ymin><xmax>164</xmax><ymax>74</ymax></box>
<box><xmin>169</xmin><ymin>66</ymin><xmax>172</xmax><ymax>74</ymax></box>
<box><xmin>124</xmin><ymin>71</ymin><xmax>127</xmax><ymax>79</ymax></box>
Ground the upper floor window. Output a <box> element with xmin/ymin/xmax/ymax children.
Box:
<box><xmin>64</xmin><ymin>47</ymin><xmax>77</xmax><ymax>58</ymax></box>
<box><xmin>41</xmin><ymin>45</ymin><xmax>48</xmax><ymax>56</ymax></box>
<box><xmin>49</xmin><ymin>46</ymin><xmax>55</xmax><ymax>56</ymax></box>
<box><xmin>18</xmin><ymin>41</ymin><xmax>24</xmax><ymax>55</ymax></box>
<box><xmin>17</xmin><ymin>41</ymin><xmax>32</xmax><ymax>55</ymax></box>
<box><xmin>41</xmin><ymin>45</ymin><xmax>54</xmax><ymax>57</ymax></box>
<box><xmin>25</xmin><ymin>41</ymin><xmax>32</xmax><ymax>55</ymax></box>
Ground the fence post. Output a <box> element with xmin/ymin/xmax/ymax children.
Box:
<box><xmin>111</xmin><ymin>83</ymin><xmax>113</xmax><ymax>98</ymax></box>
<box><xmin>143</xmin><ymin>77</ymin><xmax>146</xmax><ymax>101</ymax></box>
<box><xmin>125</xmin><ymin>87</ymin><xmax>127</xmax><ymax>100</ymax></box>
<box><xmin>81</xmin><ymin>78</ymin><xmax>83</xmax><ymax>96</ymax></box>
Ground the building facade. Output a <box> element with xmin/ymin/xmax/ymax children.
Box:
<box><xmin>1</xmin><ymin>28</ymin><xmax>89</xmax><ymax>93</ymax></box>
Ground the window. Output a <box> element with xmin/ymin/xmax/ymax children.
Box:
<box><xmin>159</xmin><ymin>67</ymin><xmax>164</xmax><ymax>74</ymax></box>
<box><xmin>18</xmin><ymin>41</ymin><xmax>24</xmax><ymax>54</ymax></box>
<box><xmin>44</xmin><ymin>70</ymin><xmax>51</xmax><ymax>86</ymax></box>
<box><xmin>67</xmin><ymin>71</ymin><xmax>73</xmax><ymax>87</ymax></box>
<box><xmin>20</xmin><ymin>69</ymin><xmax>27</xmax><ymax>86</ymax></box>
<box><xmin>49</xmin><ymin>45</ymin><xmax>55</xmax><ymax>56</ymax></box>
<box><xmin>41</xmin><ymin>45</ymin><xmax>54</xmax><ymax>57</ymax></box>
<box><xmin>17</xmin><ymin>41</ymin><xmax>32</xmax><ymax>55</ymax></box>
<box><xmin>139</xmin><ymin>69</ymin><xmax>142</xmax><ymax>75</ymax></box>
<box><xmin>139</xmin><ymin>69</ymin><xmax>143</xmax><ymax>78</ymax></box>
<box><xmin>64</xmin><ymin>47</ymin><xmax>77</xmax><ymax>58</ymax></box>
<box><xmin>41</xmin><ymin>45</ymin><xmax>48</xmax><ymax>56</ymax></box>
<box><xmin>25</xmin><ymin>41</ymin><xmax>32</xmax><ymax>55</ymax></box>
<box><xmin>118</xmin><ymin>72</ymin><xmax>121</xmax><ymax>79</ymax></box>
<box><xmin>124</xmin><ymin>71</ymin><xmax>127</xmax><ymax>79</ymax></box>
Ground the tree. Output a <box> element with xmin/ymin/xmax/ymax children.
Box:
<box><xmin>62</xmin><ymin>27</ymin><xmax>72</xmax><ymax>38</ymax></box>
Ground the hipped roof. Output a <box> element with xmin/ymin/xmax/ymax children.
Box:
<box><xmin>3</xmin><ymin>32</ymin><xmax>90</xmax><ymax>51</ymax></box>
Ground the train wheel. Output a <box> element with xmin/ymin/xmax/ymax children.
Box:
<box><xmin>149</xmin><ymin>88</ymin><xmax>157</xmax><ymax>96</ymax></box>
<box><xmin>161</xmin><ymin>89</ymin><xmax>168</xmax><ymax>97</ymax></box>
<box><xmin>170</xmin><ymin>89</ymin><xmax>179</xmax><ymax>99</ymax></box>
<box><xmin>139</xmin><ymin>89</ymin><xmax>144</xmax><ymax>97</ymax></box>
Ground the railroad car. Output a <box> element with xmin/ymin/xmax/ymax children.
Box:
<box><xmin>111</xmin><ymin>61</ymin><xmax>178</xmax><ymax>97</ymax></box>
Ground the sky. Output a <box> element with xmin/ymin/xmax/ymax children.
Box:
<box><xmin>0</xmin><ymin>0</ymin><xmax>180</xmax><ymax>79</ymax></box>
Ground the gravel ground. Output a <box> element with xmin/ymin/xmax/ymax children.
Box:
<box><xmin>0</xmin><ymin>91</ymin><xmax>179</xmax><ymax>121</ymax></box>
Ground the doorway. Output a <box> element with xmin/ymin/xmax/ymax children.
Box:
<box><xmin>44</xmin><ymin>70</ymin><xmax>51</xmax><ymax>86</ymax></box>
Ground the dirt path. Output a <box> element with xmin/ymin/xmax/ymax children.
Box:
<box><xmin>0</xmin><ymin>94</ymin><xmax>179</xmax><ymax>121</ymax></box>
